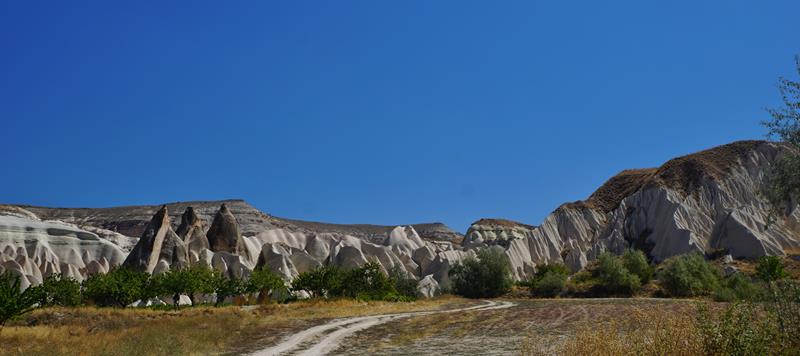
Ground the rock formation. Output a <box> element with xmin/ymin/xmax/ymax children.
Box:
<box><xmin>176</xmin><ymin>207</ymin><xmax>210</xmax><ymax>258</ymax></box>
<box><xmin>3</xmin><ymin>140</ymin><xmax>799</xmax><ymax>295</ymax></box>
<box><xmin>122</xmin><ymin>206</ymin><xmax>189</xmax><ymax>274</ymax></box>
<box><xmin>206</xmin><ymin>204</ymin><xmax>243</xmax><ymax>254</ymax></box>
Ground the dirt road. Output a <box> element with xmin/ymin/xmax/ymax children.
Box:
<box><xmin>250</xmin><ymin>300</ymin><xmax>515</xmax><ymax>356</ymax></box>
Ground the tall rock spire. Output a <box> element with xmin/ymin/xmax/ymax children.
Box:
<box><xmin>206</xmin><ymin>203</ymin><xmax>242</xmax><ymax>254</ymax></box>
<box><xmin>123</xmin><ymin>205</ymin><xmax>189</xmax><ymax>273</ymax></box>
<box><xmin>176</xmin><ymin>206</ymin><xmax>210</xmax><ymax>253</ymax></box>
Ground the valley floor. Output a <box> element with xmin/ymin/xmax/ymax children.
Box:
<box><xmin>0</xmin><ymin>297</ymin><xmax>702</xmax><ymax>356</ymax></box>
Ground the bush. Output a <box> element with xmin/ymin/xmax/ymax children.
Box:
<box><xmin>593</xmin><ymin>253</ymin><xmax>641</xmax><ymax>295</ymax></box>
<box><xmin>658</xmin><ymin>252</ymin><xmax>720</xmax><ymax>297</ymax></box>
<box><xmin>756</xmin><ymin>256</ymin><xmax>788</xmax><ymax>282</ymax></box>
<box><xmin>341</xmin><ymin>261</ymin><xmax>395</xmax><ymax>300</ymax></box>
<box><xmin>151</xmin><ymin>264</ymin><xmax>218</xmax><ymax>308</ymax></box>
<box><xmin>1</xmin><ymin>271</ymin><xmax>42</xmax><ymax>335</ymax></box>
<box><xmin>450</xmin><ymin>248</ymin><xmax>513</xmax><ymax>298</ymax></box>
<box><xmin>713</xmin><ymin>273</ymin><xmax>764</xmax><ymax>302</ymax></box>
<box><xmin>622</xmin><ymin>250</ymin><xmax>653</xmax><ymax>284</ymax></box>
<box><xmin>532</xmin><ymin>271</ymin><xmax>567</xmax><ymax>297</ymax></box>
<box><xmin>291</xmin><ymin>265</ymin><xmax>344</xmax><ymax>298</ymax></box>
<box><xmin>697</xmin><ymin>303</ymin><xmax>776</xmax><ymax>355</ymax></box>
<box><xmin>210</xmin><ymin>271</ymin><xmax>245</xmax><ymax>306</ymax></box>
<box><xmin>247</xmin><ymin>266</ymin><xmax>285</xmax><ymax>302</ymax></box>
<box><xmin>82</xmin><ymin>267</ymin><xmax>151</xmax><ymax>307</ymax></box>
<box><xmin>38</xmin><ymin>273</ymin><xmax>81</xmax><ymax>307</ymax></box>
<box><xmin>388</xmin><ymin>266</ymin><xmax>418</xmax><ymax>299</ymax></box>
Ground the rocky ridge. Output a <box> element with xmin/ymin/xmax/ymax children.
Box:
<box><xmin>1</xmin><ymin>140</ymin><xmax>799</xmax><ymax>295</ymax></box>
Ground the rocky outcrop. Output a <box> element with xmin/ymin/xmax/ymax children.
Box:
<box><xmin>3</xmin><ymin>140</ymin><xmax>798</xmax><ymax>293</ymax></box>
<box><xmin>206</xmin><ymin>204</ymin><xmax>244</xmax><ymax>254</ymax></box>
<box><xmin>176</xmin><ymin>207</ymin><xmax>209</xmax><ymax>258</ymax></box>
<box><xmin>123</xmin><ymin>206</ymin><xmax>189</xmax><ymax>274</ymax></box>
<box><xmin>0</xmin><ymin>213</ymin><xmax>125</xmax><ymax>289</ymax></box>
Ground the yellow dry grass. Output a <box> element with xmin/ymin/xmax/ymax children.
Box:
<box><xmin>0</xmin><ymin>296</ymin><xmax>469</xmax><ymax>356</ymax></box>
<box><xmin>519</xmin><ymin>306</ymin><xmax>702</xmax><ymax>356</ymax></box>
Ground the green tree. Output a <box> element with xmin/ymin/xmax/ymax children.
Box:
<box><xmin>658</xmin><ymin>252</ymin><xmax>720</xmax><ymax>297</ymax></box>
<box><xmin>209</xmin><ymin>270</ymin><xmax>245</xmax><ymax>307</ymax></box>
<box><xmin>153</xmin><ymin>264</ymin><xmax>215</xmax><ymax>308</ymax></box>
<box><xmin>756</xmin><ymin>256</ymin><xmax>788</xmax><ymax>282</ymax></box>
<box><xmin>341</xmin><ymin>261</ymin><xmax>395</xmax><ymax>300</ymax></box>
<box><xmin>82</xmin><ymin>267</ymin><xmax>150</xmax><ymax>307</ymax></box>
<box><xmin>247</xmin><ymin>266</ymin><xmax>285</xmax><ymax>302</ymax></box>
<box><xmin>450</xmin><ymin>248</ymin><xmax>513</xmax><ymax>298</ymax></box>
<box><xmin>38</xmin><ymin>273</ymin><xmax>81</xmax><ymax>307</ymax></box>
<box><xmin>762</xmin><ymin>56</ymin><xmax>800</xmax><ymax>222</ymax></box>
<box><xmin>388</xmin><ymin>265</ymin><xmax>418</xmax><ymax>299</ymax></box>
<box><xmin>622</xmin><ymin>249</ymin><xmax>654</xmax><ymax>284</ymax></box>
<box><xmin>291</xmin><ymin>265</ymin><xmax>344</xmax><ymax>298</ymax></box>
<box><xmin>593</xmin><ymin>252</ymin><xmax>641</xmax><ymax>295</ymax></box>
<box><xmin>0</xmin><ymin>272</ymin><xmax>42</xmax><ymax>336</ymax></box>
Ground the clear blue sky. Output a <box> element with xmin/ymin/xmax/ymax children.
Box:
<box><xmin>1</xmin><ymin>2</ymin><xmax>798</xmax><ymax>232</ymax></box>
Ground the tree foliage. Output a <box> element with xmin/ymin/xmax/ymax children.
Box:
<box><xmin>291</xmin><ymin>265</ymin><xmax>343</xmax><ymax>298</ymax></box>
<box><xmin>38</xmin><ymin>273</ymin><xmax>81</xmax><ymax>307</ymax></box>
<box><xmin>450</xmin><ymin>248</ymin><xmax>513</xmax><ymax>298</ymax></box>
<box><xmin>756</xmin><ymin>256</ymin><xmax>788</xmax><ymax>283</ymax></box>
<box><xmin>82</xmin><ymin>267</ymin><xmax>151</xmax><ymax>307</ymax></box>
<box><xmin>0</xmin><ymin>271</ymin><xmax>42</xmax><ymax>334</ymax></box>
<box><xmin>658</xmin><ymin>252</ymin><xmax>720</xmax><ymax>297</ymax></box>
<box><xmin>622</xmin><ymin>249</ymin><xmax>654</xmax><ymax>284</ymax></box>
<box><xmin>763</xmin><ymin>56</ymin><xmax>800</xmax><ymax>221</ymax></box>
<box><xmin>593</xmin><ymin>252</ymin><xmax>641</xmax><ymax>295</ymax></box>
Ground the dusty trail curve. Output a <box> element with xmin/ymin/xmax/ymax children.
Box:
<box><xmin>251</xmin><ymin>300</ymin><xmax>516</xmax><ymax>356</ymax></box>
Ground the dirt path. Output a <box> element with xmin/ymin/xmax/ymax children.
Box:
<box><xmin>250</xmin><ymin>300</ymin><xmax>516</xmax><ymax>356</ymax></box>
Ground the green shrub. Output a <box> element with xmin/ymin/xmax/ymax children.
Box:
<box><xmin>715</xmin><ymin>273</ymin><xmax>764</xmax><ymax>302</ymax></box>
<box><xmin>1</xmin><ymin>271</ymin><xmax>42</xmax><ymax>335</ymax></box>
<box><xmin>756</xmin><ymin>256</ymin><xmax>788</xmax><ymax>282</ymax></box>
<box><xmin>210</xmin><ymin>271</ymin><xmax>245</xmax><ymax>307</ymax></box>
<box><xmin>593</xmin><ymin>253</ymin><xmax>641</xmax><ymax>295</ymax></box>
<box><xmin>658</xmin><ymin>252</ymin><xmax>720</xmax><ymax>297</ymax></box>
<box><xmin>291</xmin><ymin>265</ymin><xmax>344</xmax><ymax>298</ymax></box>
<box><xmin>247</xmin><ymin>266</ymin><xmax>285</xmax><ymax>302</ymax></box>
<box><xmin>388</xmin><ymin>266</ymin><xmax>418</xmax><ymax>299</ymax></box>
<box><xmin>82</xmin><ymin>267</ymin><xmax>151</xmax><ymax>307</ymax></box>
<box><xmin>38</xmin><ymin>273</ymin><xmax>81</xmax><ymax>307</ymax></box>
<box><xmin>622</xmin><ymin>249</ymin><xmax>653</xmax><ymax>284</ymax></box>
<box><xmin>341</xmin><ymin>262</ymin><xmax>395</xmax><ymax>300</ymax></box>
<box><xmin>450</xmin><ymin>248</ymin><xmax>513</xmax><ymax>298</ymax></box>
<box><xmin>151</xmin><ymin>265</ymin><xmax>215</xmax><ymax>309</ymax></box>
<box><xmin>532</xmin><ymin>271</ymin><xmax>567</xmax><ymax>297</ymax></box>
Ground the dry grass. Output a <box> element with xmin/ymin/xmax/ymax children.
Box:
<box><xmin>0</xmin><ymin>297</ymin><xmax>470</xmax><ymax>356</ymax></box>
<box><xmin>520</xmin><ymin>306</ymin><xmax>702</xmax><ymax>355</ymax></box>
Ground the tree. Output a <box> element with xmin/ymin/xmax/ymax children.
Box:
<box><xmin>756</xmin><ymin>256</ymin><xmax>788</xmax><ymax>282</ymax></box>
<box><xmin>247</xmin><ymin>266</ymin><xmax>285</xmax><ymax>302</ymax></box>
<box><xmin>38</xmin><ymin>273</ymin><xmax>81</xmax><ymax>307</ymax></box>
<box><xmin>152</xmin><ymin>264</ymin><xmax>215</xmax><ymax>308</ymax></box>
<box><xmin>209</xmin><ymin>270</ymin><xmax>245</xmax><ymax>307</ymax></box>
<box><xmin>529</xmin><ymin>263</ymin><xmax>569</xmax><ymax>298</ymax></box>
<box><xmin>388</xmin><ymin>265</ymin><xmax>418</xmax><ymax>299</ymax></box>
<box><xmin>82</xmin><ymin>267</ymin><xmax>150</xmax><ymax>307</ymax></box>
<box><xmin>658</xmin><ymin>252</ymin><xmax>720</xmax><ymax>297</ymax></box>
<box><xmin>450</xmin><ymin>248</ymin><xmax>513</xmax><ymax>298</ymax></box>
<box><xmin>593</xmin><ymin>253</ymin><xmax>641</xmax><ymax>295</ymax></box>
<box><xmin>762</xmin><ymin>56</ymin><xmax>800</xmax><ymax>222</ymax></box>
<box><xmin>291</xmin><ymin>265</ymin><xmax>344</xmax><ymax>298</ymax></box>
<box><xmin>0</xmin><ymin>271</ymin><xmax>42</xmax><ymax>336</ymax></box>
<box><xmin>341</xmin><ymin>261</ymin><xmax>395</xmax><ymax>300</ymax></box>
<box><xmin>622</xmin><ymin>250</ymin><xmax>654</xmax><ymax>284</ymax></box>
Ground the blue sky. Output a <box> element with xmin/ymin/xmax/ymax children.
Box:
<box><xmin>1</xmin><ymin>1</ymin><xmax>798</xmax><ymax>232</ymax></box>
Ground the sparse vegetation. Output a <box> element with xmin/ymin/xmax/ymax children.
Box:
<box><xmin>450</xmin><ymin>248</ymin><xmax>513</xmax><ymax>298</ymax></box>
<box><xmin>756</xmin><ymin>255</ymin><xmax>788</xmax><ymax>282</ymax></box>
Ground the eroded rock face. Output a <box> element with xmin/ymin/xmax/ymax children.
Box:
<box><xmin>123</xmin><ymin>206</ymin><xmax>189</xmax><ymax>274</ymax></box>
<box><xmin>206</xmin><ymin>204</ymin><xmax>243</xmax><ymax>254</ymax></box>
<box><xmin>176</xmin><ymin>207</ymin><xmax>210</xmax><ymax>258</ymax></box>
<box><xmin>0</xmin><ymin>214</ymin><xmax>125</xmax><ymax>288</ymax></box>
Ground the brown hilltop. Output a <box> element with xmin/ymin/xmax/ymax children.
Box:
<box><xmin>566</xmin><ymin>140</ymin><xmax>768</xmax><ymax>213</ymax></box>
